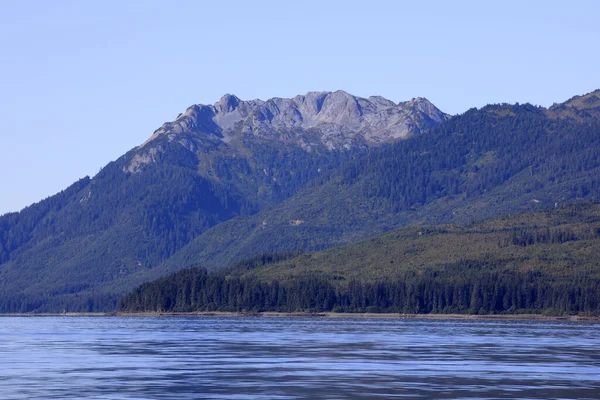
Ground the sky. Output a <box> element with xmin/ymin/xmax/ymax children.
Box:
<box><xmin>0</xmin><ymin>0</ymin><xmax>599</xmax><ymax>215</ymax></box>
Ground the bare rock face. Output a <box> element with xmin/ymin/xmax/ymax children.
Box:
<box><xmin>143</xmin><ymin>91</ymin><xmax>449</xmax><ymax>151</ymax></box>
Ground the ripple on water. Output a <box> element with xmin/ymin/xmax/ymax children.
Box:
<box><xmin>0</xmin><ymin>317</ymin><xmax>599</xmax><ymax>399</ymax></box>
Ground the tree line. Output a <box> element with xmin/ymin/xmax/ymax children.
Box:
<box><xmin>119</xmin><ymin>260</ymin><xmax>600</xmax><ymax>316</ymax></box>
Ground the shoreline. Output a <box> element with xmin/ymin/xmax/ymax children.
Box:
<box><xmin>1</xmin><ymin>311</ymin><xmax>599</xmax><ymax>322</ymax></box>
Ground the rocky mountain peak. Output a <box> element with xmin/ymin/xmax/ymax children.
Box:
<box><xmin>143</xmin><ymin>91</ymin><xmax>449</xmax><ymax>151</ymax></box>
<box><xmin>215</xmin><ymin>94</ymin><xmax>242</xmax><ymax>113</ymax></box>
<box><xmin>368</xmin><ymin>96</ymin><xmax>397</xmax><ymax>108</ymax></box>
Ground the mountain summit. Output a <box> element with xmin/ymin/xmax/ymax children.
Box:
<box><xmin>143</xmin><ymin>91</ymin><xmax>449</xmax><ymax>151</ymax></box>
<box><xmin>5</xmin><ymin>89</ymin><xmax>600</xmax><ymax>313</ymax></box>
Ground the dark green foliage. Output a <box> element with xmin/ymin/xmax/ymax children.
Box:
<box><xmin>222</xmin><ymin>252</ymin><xmax>302</xmax><ymax>274</ymax></box>
<box><xmin>0</xmin><ymin>177</ymin><xmax>90</xmax><ymax>264</ymax></box>
<box><xmin>323</xmin><ymin>103</ymin><xmax>600</xmax><ymax>214</ymax></box>
<box><xmin>119</xmin><ymin>264</ymin><xmax>600</xmax><ymax>316</ymax></box>
<box><xmin>0</xmin><ymin>135</ymin><xmax>354</xmax><ymax>312</ymax></box>
<box><xmin>121</xmin><ymin>203</ymin><xmax>600</xmax><ymax>316</ymax></box>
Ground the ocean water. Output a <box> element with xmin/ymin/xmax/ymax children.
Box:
<box><xmin>0</xmin><ymin>316</ymin><xmax>598</xmax><ymax>399</ymax></box>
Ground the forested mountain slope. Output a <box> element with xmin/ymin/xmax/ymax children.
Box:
<box><xmin>154</xmin><ymin>90</ymin><xmax>600</xmax><ymax>277</ymax></box>
<box><xmin>3</xmin><ymin>89</ymin><xmax>600</xmax><ymax>313</ymax></box>
<box><xmin>121</xmin><ymin>202</ymin><xmax>600</xmax><ymax>315</ymax></box>
<box><xmin>0</xmin><ymin>91</ymin><xmax>446</xmax><ymax>312</ymax></box>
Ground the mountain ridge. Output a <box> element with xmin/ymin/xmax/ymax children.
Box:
<box><xmin>151</xmin><ymin>98</ymin><xmax>600</xmax><ymax>277</ymax></box>
<box><xmin>2</xmin><ymin>89</ymin><xmax>600</xmax><ymax>313</ymax></box>
<box><xmin>547</xmin><ymin>89</ymin><xmax>600</xmax><ymax>120</ymax></box>
<box><xmin>1</xmin><ymin>90</ymin><xmax>450</xmax><ymax>312</ymax></box>
<box><xmin>141</xmin><ymin>90</ymin><xmax>449</xmax><ymax>152</ymax></box>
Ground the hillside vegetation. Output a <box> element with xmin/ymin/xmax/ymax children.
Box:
<box><xmin>3</xmin><ymin>90</ymin><xmax>600</xmax><ymax>312</ymax></box>
<box><xmin>0</xmin><ymin>138</ymin><xmax>355</xmax><ymax>312</ymax></box>
<box><xmin>154</xmin><ymin>92</ymin><xmax>600</xmax><ymax>278</ymax></box>
<box><xmin>120</xmin><ymin>203</ymin><xmax>600</xmax><ymax>315</ymax></box>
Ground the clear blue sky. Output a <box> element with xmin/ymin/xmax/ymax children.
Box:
<box><xmin>1</xmin><ymin>0</ymin><xmax>598</xmax><ymax>215</ymax></box>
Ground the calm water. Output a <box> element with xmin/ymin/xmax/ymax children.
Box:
<box><xmin>0</xmin><ymin>317</ymin><xmax>598</xmax><ymax>399</ymax></box>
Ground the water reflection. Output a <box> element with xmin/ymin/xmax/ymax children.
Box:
<box><xmin>0</xmin><ymin>317</ymin><xmax>598</xmax><ymax>399</ymax></box>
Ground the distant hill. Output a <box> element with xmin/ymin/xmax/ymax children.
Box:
<box><xmin>120</xmin><ymin>202</ymin><xmax>600</xmax><ymax>315</ymax></box>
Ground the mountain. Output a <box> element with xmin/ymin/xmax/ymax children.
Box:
<box><xmin>149</xmin><ymin>90</ymin><xmax>600</xmax><ymax>278</ymax></box>
<box><xmin>0</xmin><ymin>91</ymin><xmax>447</xmax><ymax>312</ymax></box>
<box><xmin>119</xmin><ymin>202</ymin><xmax>600</xmax><ymax>315</ymax></box>
<box><xmin>142</xmin><ymin>91</ymin><xmax>449</xmax><ymax>152</ymax></box>
<box><xmin>3</xmin><ymin>89</ymin><xmax>600</xmax><ymax>313</ymax></box>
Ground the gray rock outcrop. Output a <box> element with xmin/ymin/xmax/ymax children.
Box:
<box><xmin>143</xmin><ymin>90</ymin><xmax>449</xmax><ymax>151</ymax></box>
